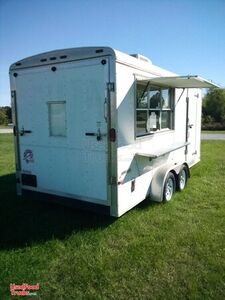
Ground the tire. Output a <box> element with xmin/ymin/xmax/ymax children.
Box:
<box><xmin>163</xmin><ymin>172</ymin><xmax>176</xmax><ymax>202</ymax></box>
<box><xmin>177</xmin><ymin>165</ymin><xmax>188</xmax><ymax>191</ymax></box>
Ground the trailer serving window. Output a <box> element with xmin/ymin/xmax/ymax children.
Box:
<box><xmin>136</xmin><ymin>81</ymin><xmax>174</xmax><ymax>136</ymax></box>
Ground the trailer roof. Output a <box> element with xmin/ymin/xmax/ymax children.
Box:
<box><xmin>139</xmin><ymin>75</ymin><xmax>220</xmax><ymax>89</ymax></box>
<box><xmin>9</xmin><ymin>47</ymin><xmax>175</xmax><ymax>77</ymax></box>
<box><xmin>9</xmin><ymin>48</ymin><xmax>220</xmax><ymax>88</ymax></box>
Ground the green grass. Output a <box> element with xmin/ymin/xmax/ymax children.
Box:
<box><xmin>0</xmin><ymin>134</ymin><xmax>225</xmax><ymax>299</ymax></box>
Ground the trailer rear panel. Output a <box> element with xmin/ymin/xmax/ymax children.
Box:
<box><xmin>12</xmin><ymin>57</ymin><xmax>110</xmax><ymax>205</ymax></box>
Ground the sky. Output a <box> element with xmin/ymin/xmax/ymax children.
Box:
<box><xmin>0</xmin><ymin>0</ymin><xmax>225</xmax><ymax>106</ymax></box>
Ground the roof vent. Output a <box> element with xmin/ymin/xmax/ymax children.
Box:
<box><xmin>130</xmin><ymin>53</ymin><xmax>152</xmax><ymax>64</ymax></box>
<box><xmin>96</xmin><ymin>49</ymin><xmax>103</xmax><ymax>53</ymax></box>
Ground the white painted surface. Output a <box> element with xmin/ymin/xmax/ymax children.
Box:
<box><xmin>9</xmin><ymin>47</ymin><xmax>219</xmax><ymax>217</ymax></box>
<box><xmin>14</xmin><ymin>57</ymin><xmax>109</xmax><ymax>204</ymax></box>
<box><xmin>115</xmin><ymin>62</ymin><xmax>204</xmax><ymax>216</ymax></box>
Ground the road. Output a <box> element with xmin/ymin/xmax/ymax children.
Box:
<box><xmin>201</xmin><ymin>133</ymin><xmax>225</xmax><ymax>140</ymax></box>
<box><xmin>0</xmin><ymin>128</ymin><xmax>13</xmax><ymax>134</ymax></box>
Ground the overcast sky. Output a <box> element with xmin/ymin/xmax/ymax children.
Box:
<box><xmin>0</xmin><ymin>0</ymin><xmax>225</xmax><ymax>106</ymax></box>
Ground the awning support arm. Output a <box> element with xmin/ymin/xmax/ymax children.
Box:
<box><xmin>176</xmin><ymin>88</ymin><xmax>185</xmax><ymax>106</ymax></box>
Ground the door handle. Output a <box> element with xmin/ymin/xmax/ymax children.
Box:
<box><xmin>85</xmin><ymin>129</ymin><xmax>107</xmax><ymax>141</ymax></box>
<box><xmin>188</xmin><ymin>124</ymin><xmax>194</xmax><ymax>129</ymax></box>
<box><xmin>20</xmin><ymin>127</ymin><xmax>32</xmax><ymax>136</ymax></box>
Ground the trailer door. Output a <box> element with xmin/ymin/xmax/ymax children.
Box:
<box><xmin>186</xmin><ymin>90</ymin><xmax>200</xmax><ymax>164</ymax></box>
<box><xmin>14</xmin><ymin>58</ymin><xmax>110</xmax><ymax>205</ymax></box>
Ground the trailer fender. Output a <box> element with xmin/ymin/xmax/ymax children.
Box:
<box><xmin>150</xmin><ymin>163</ymin><xmax>190</xmax><ymax>202</ymax></box>
<box><xmin>150</xmin><ymin>165</ymin><xmax>172</xmax><ymax>202</ymax></box>
<box><xmin>149</xmin><ymin>164</ymin><xmax>182</xmax><ymax>202</ymax></box>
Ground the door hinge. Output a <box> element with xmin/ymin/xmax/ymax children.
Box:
<box><xmin>107</xmin><ymin>82</ymin><xmax>115</xmax><ymax>92</ymax></box>
<box><xmin>110</xmin><ymin>176</ymin><xmax>117</xmax><ymax>185</ymax></box>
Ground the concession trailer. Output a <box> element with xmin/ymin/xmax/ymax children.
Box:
<box><xmin>9</xmin><ymin>47</ymin><xmax>219</xmax><ymax>217</ymax></box>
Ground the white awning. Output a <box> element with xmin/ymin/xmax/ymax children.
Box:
<box><xmin>140</xmin><ymin>75</ymin><xmax>220</xmax><ymax>89</ymax></box>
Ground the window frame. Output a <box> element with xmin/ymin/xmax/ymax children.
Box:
<box><xmin>135</xmin><ymin>80</ymin><xmax>175</xmax><ymax>138</ymax></box>
<box><xmin>47</xmin><ymin>100</ymin><xmax>67</xmax><ymax>137</ymax></box>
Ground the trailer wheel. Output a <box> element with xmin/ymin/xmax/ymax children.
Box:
<box><xmin>177</xmin><ymin>165</ymin><xmax>188</xmax><ymax>191</ymax></box>
<box><xmin>163</xmin><ymin>172</ymin><xmax>176</xmax><ymax>202</ymax></box>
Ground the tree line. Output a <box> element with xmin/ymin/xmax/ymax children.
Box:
<box><xmin>202</xmin><ymin>89</ymin><xmax>225</xmax><ymax>130</ymax></box>
<box><xmin>0</xmin><ymin>106</ymin><xmax>12</xmax><ymax>125</ymax></box>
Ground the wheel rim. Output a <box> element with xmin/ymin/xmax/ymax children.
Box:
<box><xmin>165</xmin><ymin>177</ymin><xmax>174</xmax><ymax>201</ymax></box>
<box><xmin>179</xmin><ymin>169</ymin><xmax>186</xmax><ymax>190</ymax></box>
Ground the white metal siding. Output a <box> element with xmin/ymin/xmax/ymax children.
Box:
<box><xmin>14</xmin><ymin>58</ymin><xmax>110</xmax><ymax>204</ymax></box>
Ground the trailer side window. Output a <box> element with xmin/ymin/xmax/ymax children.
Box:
<box><xmin>136</xmin><ymin>82</ymin><xmax>174</xmax><ymax>136</ymax></box>
<box><xmin>48</xmin><ymin>101</ymin><xmax>67</xmax><ymax>137</ymax></box>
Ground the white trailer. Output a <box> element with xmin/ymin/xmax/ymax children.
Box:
<box><xmin>9</xmin><ymin>47</ymin><xmax>219</xmax><ymax>217</ymax></box>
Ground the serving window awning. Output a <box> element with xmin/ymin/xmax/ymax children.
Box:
<box><xmin>139</xmin><ymin>75</ymin><xmax>220</xmax><ymax>89</ymax></box>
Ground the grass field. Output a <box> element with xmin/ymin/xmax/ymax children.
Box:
<box><xmin>0</xmin><ymin>134</ymin><xmax>225</xmax><ymax>299</ymax></box>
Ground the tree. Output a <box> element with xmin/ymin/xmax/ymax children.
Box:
<box><xmin>0</xmin><ymin>106</ymin><xmax>12</xmax><ymax>125</ymax></box>
<box><xmin>3</xmin><ymin>106</ymin><xmax>12</xmax><ymax>123</ymax></box>
<box><xmin>0</xmin><ymin>108</ymin><xmax>8</xmax><ymax>125</ymax></box>
<box><xmin>202</xmin><ymin>89</ymin><xmax>225</xmax><ymax>123</ymax></box>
